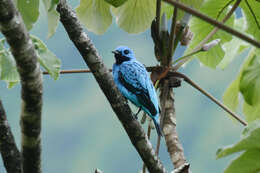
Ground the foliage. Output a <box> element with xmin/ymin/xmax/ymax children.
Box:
<box><xmin>216</xmin><ymin>119</ymin><xmax>260</xmax><ymax>173</ymax></box>
<box><xmin>16</xmin><ymin>0</ymin><xmax>40</xmax><ymax>30</ymax></box>
<box><xmin>0</xmin><ymin>36</ymin><xmax>61</xmax><ymax>88</ymax></box>
<box><xmin>185</xmin><ymin>0</ymin><xmax>236</xmax><ymax>68</ymax></box>
<box><xmin>1</xmin><ymin>0</ymin><xmax>260</xmax><ymax>173</ymax></box>
<box><xmin>240</xmin><ymin>0</ymin><xmax>260</xmax><ymax>41</ymax></box>
<box><xmin>0</xmin><ymin>39</ymin><xmax>20</xmax><ymax>88</ymax></box>
<box><xmin>223</xmin><ymin>48</ymin><xmax>260</xmax><ymax>123</ymax></box>
<box><xmin>31</xmin><ymin>35</ymin><xmax>61</xmax><ymax>80</ymax></box>
<box><xmin>75</xmin><ymin>0</ymin><xmax>204</xmax><ymax>34</ymax></box>
<box><xmin>42</xmin><ymin>0</ymin><xmax>60</xmax><ymax>38</ymax></box>
<box><xmin>76</xmin><ymin>0</ymin><xmax>112</xmax><ymax>34</ymax></box>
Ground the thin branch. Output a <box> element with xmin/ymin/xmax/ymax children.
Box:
<box><xmin>0</xmin><ymin>1</ymin><xmax>43</xmax><ymax>173</ymax></box>
<box><xmin>163</xmin><ymin>0</ymin><xmax>260</xmax><ymax>48</ymax></box>
<box><xmin>43</xmin><ymin>69</ymin><xmax>91</xmax><ymax>74</ymax></box>
<box><xmin>56</xmin><ymin>1</ymin><xmax>167</xmax><ymax>173</ymax></box>
<box><xmin>43</xmin><ymin>68</ymin><xmax>247</xmax><ymax>126</ymax></box>
<box><xmin>170</xmin><ymin>71</ymin><xmax>247</xmax><ymax>126</ymax></box>
<box><xmin>0</xmin><ymin>100</ymin><xmax>21</xmax><ymax>173</ymax></box>
<box><xmin>168</xmin><ymin>1</ymin><xmax>178</xmax><ymax>60</ymax></box>
<box><xmin>245</xmin><ymin>0</ymin><xmax>260</xmax><ymax>30</ymax></box>
<box><xmin>173</xmin><ymin>0</ymin><xmax>242</xmax><ymax>71</ymax></box>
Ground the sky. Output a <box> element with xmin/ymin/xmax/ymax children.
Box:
<box><xmin>0</xmin><ymin>1</ymin><xmax>247</xmax><ymax>173</ymax></box>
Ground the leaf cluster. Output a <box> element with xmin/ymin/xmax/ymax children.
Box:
<box><xmin>0</xmin><ymin>36</ymin><xmax>61</xmax><ymax>88</ymax></box>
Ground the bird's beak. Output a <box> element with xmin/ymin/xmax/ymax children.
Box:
<box><xmin>112</xmin><ymin>50</ymin><xmax>119</xmax><ymax>55</ymax></box>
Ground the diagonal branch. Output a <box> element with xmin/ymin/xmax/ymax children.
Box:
<box><xmin>0</xmin><ymin>100</ymin><xmax>21</xmax><ymax>173</ymax></box>
<box><xmin>56</xmin><ymin>1</ymin><xmax>166</xmax><ymax>173</ymax></box>
<box><xmin>170</xmin><ymin>71</ymin><xmax>247</xmax><ymax>126</ymax></box>
<box><xmin>163</xmin><ymin>0</ymin><xmax>260</xmax><ymax>48</ymax></box>
<box><xmin>173</xmin><ymin>0</ymin><xmax>242</xmax><ymax>71</ymax></box>
<box><xmin>0</xmin><ymin>0</ymin><xmax>43</xmax><ymax>173</ymax></box>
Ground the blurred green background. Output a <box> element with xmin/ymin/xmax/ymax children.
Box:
<box><xmin>0</xmin><ymin>1</ymin><xmax>246</xmax><ymax>172</ymax></box>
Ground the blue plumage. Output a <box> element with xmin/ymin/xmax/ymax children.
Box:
<box><xmin>112</xmin><ymin>46</ymin><xmax>162</xmax><ymax>136</ymax></box>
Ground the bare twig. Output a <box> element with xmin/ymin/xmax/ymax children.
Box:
<box><xmin>43</xmin><ymin>69</ymin><xmax>92</xmax><ymax>74</ymax></box>
<box><xmin>43</xmin><ymin>68</ymin><xmax>247</xmax><ymax>126</ymax></box>
<box><xmin>0</xmin><ymin>100</ymin><xmax>21</xmax><ymax>173</ymax></box>
<box><xmin>170</xmin><ymin>71</ymin><xmax>247</xmax><ymax>126</ymax></box>
<box><xmin>0</xmin><ymin>1</ymin><xmax>43</xmax><ymax>173</ymax></box>
<box><xmin>163</xmin><ymin>0</ymin><xmax>260</xmax><ymax>48</ymax></box>
<box><xmin>173</xmin><ymin>0</ymin><xmax>242</xmax><ymax>71</ymax></box>
<box><xmin>57</xmin><ymin>1</ymin><xmax>166</xmax><ymax>173</ymax></box>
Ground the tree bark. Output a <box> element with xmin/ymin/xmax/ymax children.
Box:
<box><xmin>0</xmin><ymin>100</ymin><xmax>21</xmax><ymax>173</ymax></box>
<box><xmin>160</xmin><ymin>81</ymin><xmax>189</xmax><ymax>173</ymax></box>
<box><xmin>56</xmin><ymin>1</ymin><xmax>167</xmax><ymax>173</ymax></box>
<box><xmin>0</xmin><ymin>0</ymin><xmax>43</xmax><ymax>173</ymax></box>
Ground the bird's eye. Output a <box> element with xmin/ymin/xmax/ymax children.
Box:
<box><xmin>124</xmin><ymin>50</ymin><xmax>130</xmax><ymax>55</ymax></box>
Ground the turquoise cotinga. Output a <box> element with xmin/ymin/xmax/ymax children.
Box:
<box><xmin>112</xmin><ymin>46</ymin><xmax>162</xmax><ymax>136</ymax></box>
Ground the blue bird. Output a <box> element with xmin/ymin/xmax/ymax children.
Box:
<box><xmin>112</xmin><ymin>46</ymin><xmax>162</xmax><ymax>136</ymax></box>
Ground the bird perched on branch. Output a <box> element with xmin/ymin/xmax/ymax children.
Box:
<box><xmin>112</xmin><ymin>46</ymin><xmax>162</xmax><ymax>136</ymax></box>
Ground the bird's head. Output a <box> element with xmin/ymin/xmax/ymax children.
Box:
<box><xmin>112</xmin><ymin>46</ymin><xmax>135</xmax><ymax>65</ymax></box>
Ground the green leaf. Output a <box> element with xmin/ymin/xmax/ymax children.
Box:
<box><xmin>243</xmin><ymin>102</ymin><xmax>260</xmax><ymax>123</ymax></box>
<box><xmin>216</xmin><ymin>120</ymin><xmax>260</xmax><ymax>159</ymax></box>
<box><xmin>112</xmin><ymin>0</ymin><xmax>156</xmax><ymax>34</ymax></box>
<box><xmin>240</xmin><ymin>0</ymin><xmax>260</xmax><ymax>41</ymax></box>
<box><xmin>186</xmin><ymin>0</ymin><xmax>234</xmax><ymax>68</ymax></box>
<box><xmin>17</xmin><ymin>0</ymin><xmax>39</xmax><ymax>30</ymax></box>
<box><xmin>222</xmin><ymin>48</ymin><xmax>254</xmax><ymax>106</ymax></box>
<box><xmin>76</xmin><ymin>0</ymin><xmax>112</xmax><ymax>35</ymax></box>
<box><xmin>239</xmin><ymin>49</ymin><xmax>260</xmax><ymax>106</ymax></box>
<box><xmin>222</xmin><ymin>79</ymin><xmax>240</xmax><ymax>111</ymax></box>
<box><xmin>223</xmin><ymin>149</ymin><xmax>260</xmax><ymax>173</ymax></box>
<box><xmin>42</xmin><ymin>0</ymin><xmax>60</xmax><ymax>38</ymax></box>
<box><xmin>31</xmin><ymin>35</ymin><xmax>61</xmax><ymax>80</ymax></box>
<box><xmin>104</xmin><ymin>0</ymin><xmax>127</xmax><ymax>7</ymax></box>
<box><xmin>0</xmin><ymin>40</ymin><xmax>20</xmax><ymax>88</ymax></box>
<box><xmin>218</xmin><ymin>15</ymin><xmax>250</xmax><ymax>69</ymax></box>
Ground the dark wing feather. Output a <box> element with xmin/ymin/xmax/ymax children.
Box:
<box><xmin>118</xmin><ymin>63</ymin><xmax>157</xmax><ymax>116</ymax></box>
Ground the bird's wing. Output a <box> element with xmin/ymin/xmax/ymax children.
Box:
<box><xmin>119</xmin><ymin>62</ymin><xmax>157</xmax><ymax>116</ymax></box>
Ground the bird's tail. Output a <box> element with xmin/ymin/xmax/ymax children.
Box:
<box><xmin>153</xmin><ymin>116</ymin><xmax>163</xmax><ymax>137</ymax></box>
